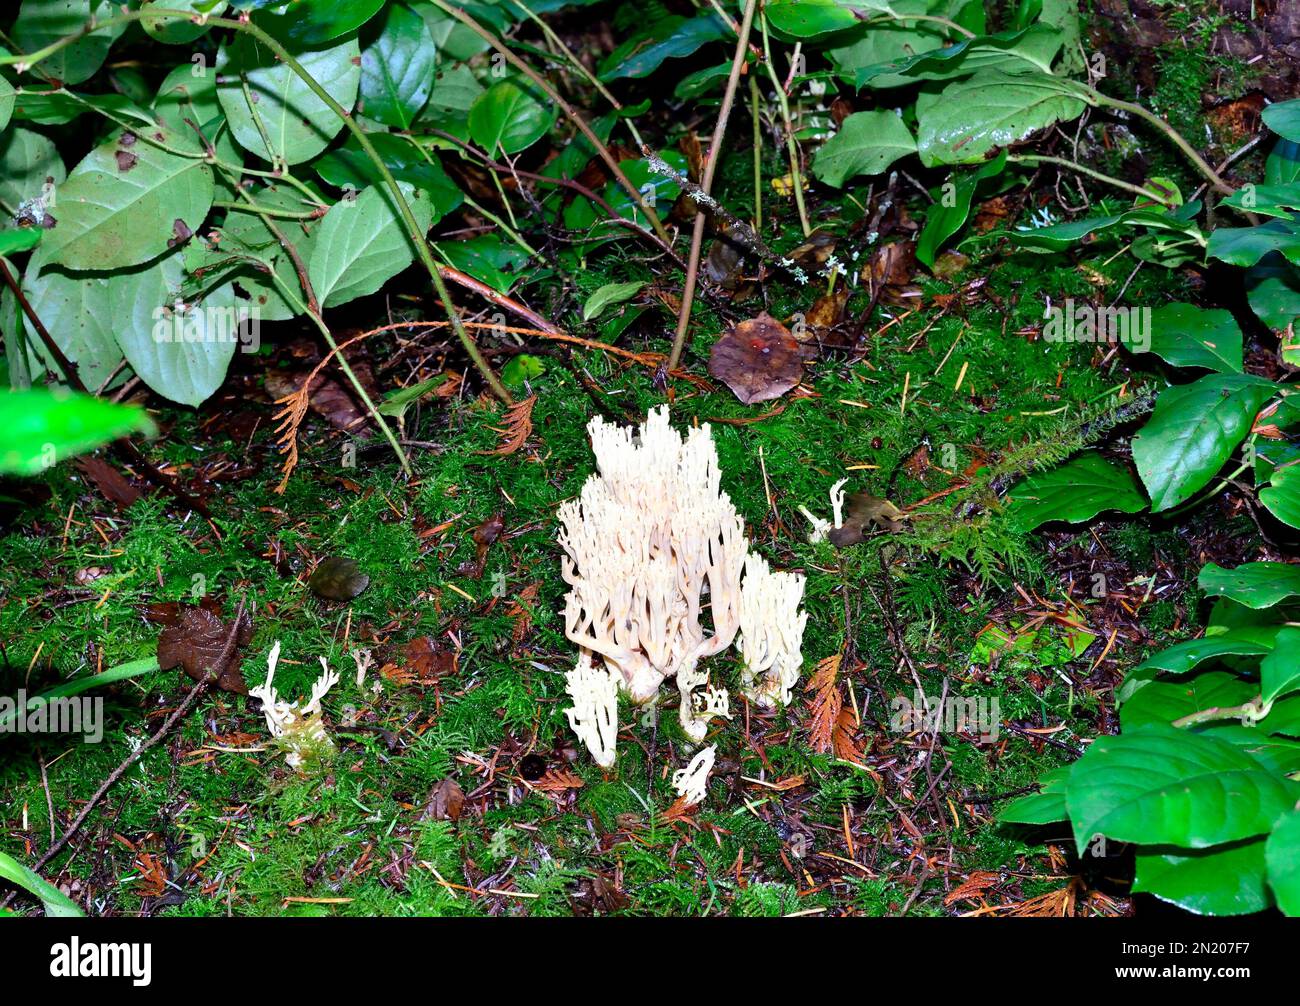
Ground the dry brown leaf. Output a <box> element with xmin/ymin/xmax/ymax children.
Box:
<box><xmin>708</xmin><ymin>314</ymin><xmax>804</xmax><ymax>405</ymax></box>
<box><xmin>156</xmin><ymin>606</ymin><xmax>253</xmax><ymax>695</ymax></box>
<box><xmin>427</xmin><ymin>777</ymin><xmax>465</xmax><ymax>822</ymax></box>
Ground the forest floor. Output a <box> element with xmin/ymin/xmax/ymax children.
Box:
<box><xmin>0</xmin><ymin>211</ymin><xmax>1261</xmax><ymax>916</ymax></box>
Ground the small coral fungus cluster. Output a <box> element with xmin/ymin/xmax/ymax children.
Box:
<box><xmin>558</xmin><ymin>407</ymin><xmax>807</xmax><ymax>802</ymax></box>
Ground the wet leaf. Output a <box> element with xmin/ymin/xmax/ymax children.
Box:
<box><xmin>427</xmin><ymin>776</ymin><xmax>465</xmax><ymax>822</ymax></box>
<box><xmin>402</xmin><ymin>635</ymin><xmax>457</xmax><ymax>681</ymax></box>
<box><xmin>708</xmin><ymin>314</ymin><xmax>804</xmax><ymax>405</ymax></box>
<box><xmin>308</xmin><ymin>556</ymin><xmax>370</xmax><ymax>601</ymax></box>
<box><xmin>156</xmin><ymin>606</ymin><xmax>253</xmax><ymax>695</ymax></box>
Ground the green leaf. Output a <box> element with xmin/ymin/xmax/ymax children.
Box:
<box><xmin>360</xmin><ymin>3</ymin><xmax>436</xmax><ymax>130</ymax></box>
<box><xmin>0</xmin><ymin>850</ymin><xmax>84</xmax><ymax>916</ymax></box>
<box><xmin>1144</xmin><ymin>303</ymin><xmax>1243</xmax><ymax>373</ymax></box>
<box><xmin>1065</xmin><ymin>725</ymin><xmax>1299</xmax><ymax>852</ymax></box>
<box><xmin>0</xmin><ymin>388</ymin><xmax>154</xmax><ymax>475</ymax></box>
<box><xmin>997</xmin><ymin>765</ymin><xmax>1070</xmax><ymax>824</ymax></box>
<box><xmin>108</xmin><ymin>252</ymin><xmax>242</xmax><ymax>407</ymax></box>
<box><xmin>468</xmin><ymin>79</ymin><xmax>555</xmax><ymax>156</ymax></box>
<box><xmin>377</xmin><ymin>375</ymin><xmax>447</xmax><ymax>420</ymax></box>
<box><xmin>1221</xmin><ymin>181</ymin><xmax>1300</xmax><ymax>221</ymax></box>
<box><xmin>1131</xmin><ymin>374</ymin><xmax>1276</xmax><ymax>511</ymax></box>
<box><xmin>0</xmin><ymin>657</ymin><xmax>158</xmax><ymax>732</ymax></box>
<box><xmin>1199</xmin><ymin>561</ymin><xmax>1300</xmax><ymax>609</ymax></box>
<box><xmin>812</xmin><ymin>109</ymin><xmax>916</xmax><ymax>187</ymax></box>
<box><xmin>438</xmin><ymin>233</ymin><xmax>530</xmax><ymax>293</ymax></box>
<box><xmin>583</xmin><ymin>280</ymin><xmax>645</xmax><ymax>321</ymax></box>
<box><xmin>1263</xmin><ymin>99</ymin><xmax>1300</xmax><ymax>143</ymax></box>
<box><xmin>1245</xmin><ymin>254</ymin><xmax>1300</xmax><ymax>331</ymax></box>
<box><xmin>314</xmin><ymin>133</ymin><xmax>462</xmax><ymax>223</ymax></box>
<box><xmin>1008</xmin><ymin>450</ymin><xmax>1146</xmax><ymax>530</ymax></box>
<box><xmin>597</xmin><ymin>14</ymin><xmax>730</xmax><ymax>81</ymax></box>
<box><xmin>216</xmin><ymin>33</ymin><xmax>360</xmax><ymax>165</ymax></box>
<box><xmin>22</xmin><ymin>262</ymin><xmax>121</xmax><ymax>389</ymax></box>
<box><xmin>11</xmin><ymin>0</ymin><xmax>123</xmax><ymax>87</ymax></box>
<box><xmin>1118</xmin><ymin>629</ymin><xmax>1278</xmax><ymax>704</ymax></box>
<box><xmin>142</xmin><ymin>0</ymin><xmax>225</xmax><ymax>44</ymax></box>
<box><xmin>253</xmin><ymin>0</ymin><xmax>386</xmax><ymax>45</ymax></box>
<box><xmin>1266</xmin><ymin>808</ymin><xmax>1300</xmax><ymax>916</ymax></box>
<box><xmin>501</xmin><ymin>353</ymin><xmax>546</xmax><ymax>387</ymax></box>
<box><xmin>765</xmin><ymin>0</ymin><xmax>896</xmax><ymax>39</ymax></box>
<box><xmin>1266</xmin><ymin>138</ymin><xmax>1300</xmax><ymax>186</ymax></box>
<box><xmin>1134</xmin><ymin>840</ymin><xmax>1271</xmax><ymax>917</ymax></box>
<box><xmin>1260</xmin><ymin>461</ymin><xmax>1300</xmax><ymax>529</ymax></box>
<box><xmin>915</xmin><ymin>70</ymin><xmax>1087</xmax><ymax>166</ymax></box>
<box><xmin>0</xmin><ymin>229</ymin><xmax>41</xmax><ymax>257</ymax></box>
<box><xmin>0</xmin><ymin>74</ymin><xmax>13</xmax><ymax>133</ymax></box>
<box><xmin>856</xmin><ymin>25</ymin><xmax>1062</xmax><ymax>88</ymax></box>
<box><xmin>1120</xmin><ymin>671</ymin><xmax>1258</xmax><ymax>731</ymax></box>
<box><xmin>209</xmin><ymin>183</ymin><xmax>321</xmax><ymax>321</ymax></box>
<box><xmin>1261</xmin><ymin>629</ymin><xmax>1300</xmax><ymax>704</ymax></box>
<box><xmin>9</xmin><ymin>86</ymin><xmax>151</xmax><ymax>126</ymax></box>
<box><xmin>308</xmin><ymin>182</ymin><xmax>432</xmax><ymax>309</ymax></box>
<box><xmin>35</xmin><ymin>125</ymin><xmax>214</xmax><ymax>271</ymax></box>
<box><xmin>1208</xmin><ymin>218</ymin><xmax>1300</xmax><ymax>268</ymax></box>
<box><xmin>0</xmin><ymin>126</ymin><xmax>66</xmax><ymax>213</ymax></box>
<box><xmin>915</xmin><ymin>151</ymin><xmax>1006</xmax><ymax>267</ymax></box>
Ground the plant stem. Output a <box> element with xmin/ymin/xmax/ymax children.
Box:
<box><xmin>759</xmin><ymin>7</ymin><xmax>811</xmax><ymax>237</ymax></box>
<box><xmin>1089</xmin><ymin>92</ymin><xmax>1235</xmax><ymax>196</ymax></box>
<box><xmin>1008</xmin><ymin>154</ymin><xmax>1177</xmax><ymax>206</ymax></box>
<box><xmin>750</xmin><ymin>73</ymin><xmax>763</xmax><ymax>231</ymax></box>
<box><xmin>668</xmin><ymin>0</ymin><xmax>760</xmax><ymax>372</ymax></box>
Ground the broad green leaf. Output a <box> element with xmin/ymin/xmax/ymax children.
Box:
<box><xmin>108</xmin><ymin>252</ymin><xmax>242</xmax><ymax>407</ymax></box>
<box><xmin>417</xmin><ymin>1</ymin><xmax>510</xmax><ymax>62</ymax></box>
<box><xmin>766</xmin><ymin>0</ymin><xmax>896</xmax><ymax>39</ymax></box>
<box><xmin>1065</xmin><ymin>725</ymin><xmax>1298</xmax><ymax>852</ymax></box>
<box><xmin>1266</xmin><ymin>138</ymin><xmax>1300</xmax><ymax>186</ymax></box>
<box><xmin>35</xmin><ymin>125</ymin><xmax>214</xmax><ymax>271</ymax></box>
<box><xmin>22</xmin><ymin>261</ymin><xmax>122</xmax><ymax>389</ymax></box>
<box><xmin>1199</xmin><ymin>561</ymin><xmax>1300</xmax><ymax>609</ymax></box>
<box><xmin>598</xmin><ymin>14</ymin><xmax>730</xmax><ymax>81</ymax></box>
<box><xmin>360</xmin><ymin>3</ymin><xmax>436</xmax><ymax>129</ymax></box>
<box><xmin>1266</xmin><ymin>808</ymin><xmax>1300</xmax><ymax>916</ymax></box>
<box><xmin>1221</xmin><ymin>181</ymin><xmax>1300</xmax><ymax>221</ymax></box>
<box><xmin>0</xmin><ymin>388</ymin><xmax>154</xmax><ymax>475</ymax></box>
<box><xmin>856</xmin><ymin>25</ymin><xmax>1061</xmax><ymax>89</ymax></box>
<box><xmin>468</xmin><ymin>79</ymin><xmax>555</xmax><ymax>156</ymax></box>
<box><xmin>1131</xmin><ymin>374</ymin><xmax>1276</xmax><ymax>511</ymax></box>
<box><xmin>1262</xmin><ymin>99</ymin><xmax>1300</xmax><ymax>144</ymax></box>
<box><xmin>9</xmin><ymin>86</ymin><xmax>152</xmax><ymax>126</ymax></box>
<box><xmin>1120</xmin><ymin>671</ymin><xmax>1257</xmax><ymax>731</ymax></box>
<box><xmin>1261</xmin><ymin>461</ymin><xmax>1300</xmax><ymax>530</ymax></box>
<box><xmin>1206</xmin><ymin>727</ymin><xmax>1300</xmax><ymax>775</ymax></box>
<box><xmin>1143</xmin><ymin>303</ymin><xmax>1243</xmax><ymax>373</ymax></box>
<box><xmin>1134</xmin><ymin>840</ymin><xmax>1271</xmax><ymax>917</ymax></box>
<box><xmin>997</xmin><ymin>765</ymin><xmax>1069</xmax><ymax>824</ymax></box>
<box><xmin>1245</xmin><ymin>254</ymin><xmax>1300</xmax><ymax>331</ymax></box>
<box><xmin>0</xmin><ymin>75</ymin><xmax>13</xmax><ymax>133</ymax></box>
<box><xmin>1117</xmin><ymin>629</ymin><xmax>1278</xmax><ymax>704</ymax></box>
<box><xmin>812</xmin><ymin>109</ymin><xmax>916</xmax><ymax>187</ymax></box>
<box><xmin>0</xmin><ymin>850</ymin><xmax>84</xmax><ymax>916</ymax></box>
<box><xmin>254</xmin><ymin>0</ymin><xmax>386</xmax><ymax>45</ymax></box>
<box><xmin>916</xmin><ymin>150</ymin><xmax>1005</xmax><ymax>267</ymax></box>
<box><xmin>315</xmin><ymin>133</ymin><xmax>462</xmax><ymax>223</ymax></box>
<box><xmin>0</xmin><ymin>230</ymin><xmax>41</xmax><ymax>257</ymax></box>
<box><xmin>152</xmin><ymin>62</ymin><xmax>221</xmax><ymax>132</ymax></box>
<box><xmin>1208</xmin><ymin>218</ymin><xmax>1300</xmax><ymax>268</ymax></box>
<box><xmin>915</xmin><ymin>70</ymin><xmax>1087</xmax><ymax>166</ymax></box>
<box><xmin>501</xmin><ymin>353</ymin><xmax>545</xmax><ymax>387</ymax></box>
<box><xmin>216</xmin><ymin>33</ymin><xmax>360</xmax><ymax>165</ymax></box>
<box><xmin>11</xmin><ymin>0</ymin><xmax>123</xmax><ymax>87</ymax></box>
<box><xmin>308</xmin><ymin>182</ymin><xmax>432</xmax><ymax>309</ymax></box>
<box><xmin>583</xmin><ymin>281</ymin><xmax>644</xmax><ymax>321</ymax></box>
<box><xmin>1008</xmin><ymin>450</ymin><xmax>1146</xmax><ymax>530</ymax></box>
<box><xmin>1261</xmin><ymin>629</ymin><xmax>1300</xmax><ymax>704</ymax></box>
<box><xmin>0</xmin><ymin>126</ymin><xmax>66</xmax><ymax>213</ymax></box>
<box><xmin>438</xmin><ymin>233</ymin><xmax>530</xmax><ymax>293</ymax></box>
<box><xmin>142</xmin><ymin>0</ymin><xmax>225</xmax><ymax>44</ymax></box>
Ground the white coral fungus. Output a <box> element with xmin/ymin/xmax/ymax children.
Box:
<box><xmin>249</xmin><ymin>641</ymin><xmax>340</xmax><ymax>771</ymax></box>
<box><xmin>558</xmin><ymin>407</ymin><xmax>808</xmax><ymax>795</ymax></box>
<box><xmin>672</xmin><ymin>745</ymin><xmax>717</xmax><ymax>807</ymax></box>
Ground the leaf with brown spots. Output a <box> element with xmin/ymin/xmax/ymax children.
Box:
<box><xmin>156</xmin><ymin>606</ymin><xmax>253</xmax><ymax>695</ymax></box>
<box><xmin>708</xmin><ymin>314</ymin><xmax>804</xmax><ymax>404</ymax></box>
<box><xmin>426</xmin><ymin>777</ymin><xmax>465</xmax><ymax>822</ymax></box>
<box><xmin>805</xmin><ymin>653</ymin><xmax>842</xmax><ymax>754</ymax></box>
<box><xmin>477</xmin><ymin>395</ymin><xmax>535</xmax><ymax>456</ymax></box>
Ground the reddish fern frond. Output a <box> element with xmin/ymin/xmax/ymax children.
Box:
<box><xmin>478</xmin><ymin>395</ymin><xmax>537</xmax><ymax>456</ymax></box>
<box><xmin>805</xmin><ymin>653</ymin><xmax>842</xmax><ymax>754</ymax></box>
